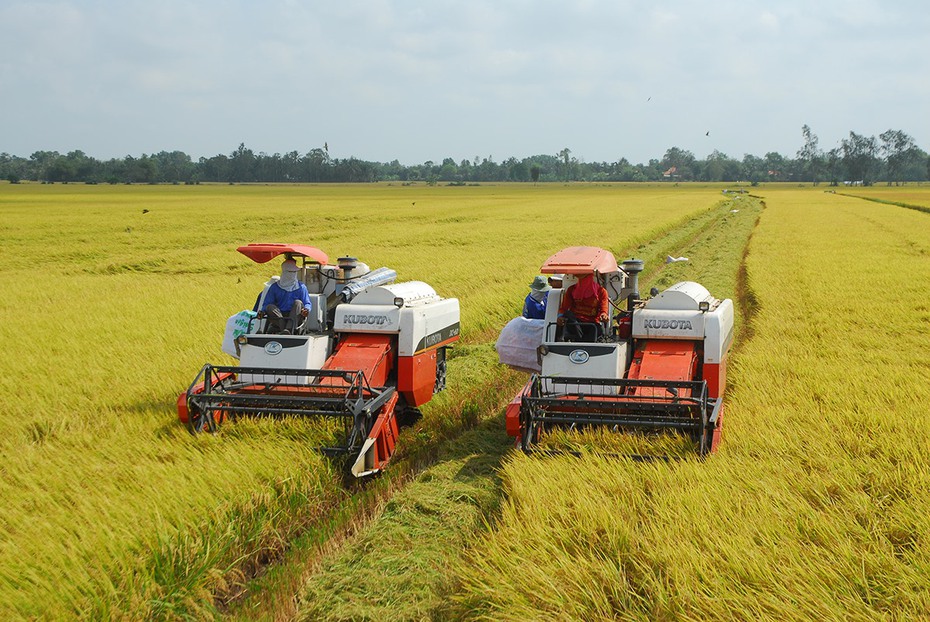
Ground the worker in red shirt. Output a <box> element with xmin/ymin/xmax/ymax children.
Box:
<box><xmin>557</xmin><ymin>273</ymin><xmax>609</xmax><ymax>341</ymax></box>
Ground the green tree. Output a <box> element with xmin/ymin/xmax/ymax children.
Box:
<box><xmin>229</xmin><ymin>143</ymin><xmax>256</xmax><ymax>182</ymax></box>
<box><xmin>796</xmin><ymin>124</ymin><xmax>824</xmax><ymax>184</ymax></box>
<box><xmin>29</xmin><ymin>151</ymin><xmax>60</xmax><ymax>181</ymax></box>
<box><xmin>661</xmin><ymin>147</ymin><xmax>696</xmax><ymax>180</ymax></box>
<box><xmin>879</xmin><ymin>129</ymin><xmax>919</xmax><ymax>184</ymax></box>
<box><xmin>199</xmin><ymin>154</ymin><xmax>230</xmax><ymax>182</ymax></box>
<box><xmin>45</xmin><ymin>155</ymin><xmax>76</xmax><ymax>182</ymax></box>
<box><xmin>530</xmin><ymin>165</ymin><xmax>540</xmax><ymax>185</ymax></box>
<box><xmin>763</xmin><ymin>152</ymin><xmax>789</xmax><ymax>180</ymax></box>
<box><xmin>841</xmin><ymin>131</ymin><xmax>878</xmax><ymax>184</ymax></box>
<box><xmin>438</xmin><ymin>157</ymin><xmax>459</xmax><ymax>181</ymax></box>
<box><xmin>701</xmin><ymin>150</ymin><xmax>741</xmax><ymax>182</ymax></box>
<box><xmin>557</xmin><ymin>147</ymin><xmax>574</xmax><ymax>181</ymax></box>
<box><xmin>152</xmin><ymin>151</ymin><xmax>193</xmax><ymax>183</ymax></box>
<box><xmin>304</xmin><ymin>147</ymin><xmax>330</xmax><ymax>182</ymax></box>
<box><xmin>825</xmin><ymin>147</ymin><xmax>843</xmax><ymax>186</ymax></box>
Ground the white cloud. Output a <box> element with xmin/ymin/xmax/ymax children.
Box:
<box><xmin>758</xmin><ymin>11</ymin><xmax>780</xmax><ymax>33</ymax></box>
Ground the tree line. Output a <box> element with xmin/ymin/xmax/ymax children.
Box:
<box><xmin>2</xmin><ymin>126</ymin><xmax>928</xmax><ymax>186</ymax></box>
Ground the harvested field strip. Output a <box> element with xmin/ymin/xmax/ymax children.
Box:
<box><xmin>446</xmin><ymin>188</ymin><xmax>930</xmax><ymax>620</ymax></box>
<box><xmin>286</xmin><ymin>196</ymin><xmax>762</xmax><ymax>622</ymax></box>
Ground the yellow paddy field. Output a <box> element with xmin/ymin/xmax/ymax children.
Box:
<box><xmin>2</xmin><ymin>182</ymin><xmax>928</xmax><ymax>620</ymax></box>
<box><xmin>445</xmin><ymin>187</ymin><xmax>930</xmax><ymax>621</ymax></box>
<box><xmin>0</xmin><ymin>182</ymin><xmax>725</xmax><ymax>618</ymax></box>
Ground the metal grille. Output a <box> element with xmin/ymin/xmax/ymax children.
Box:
<box><xmin>521</xmin><ymin>375</ymin><xmax>720</xmax><ymax>455</ymax></box>
<box><xmin>185</xmin><ymin>365</ymin><xmax>395</xmax><ymax>454</ymax></box>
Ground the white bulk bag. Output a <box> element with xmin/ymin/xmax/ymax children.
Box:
<box><xmin>495</xmin><ymin>316</ymin><xmax>545</xmax><ymax>373</ymax></box>
<box><xmin>222</xmin><ymin>310</ymin><xmax>258</xmax><ymax>358</ymax></box>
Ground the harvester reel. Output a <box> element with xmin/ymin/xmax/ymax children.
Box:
<box><xmin>520</xmin><ymin>403</ymin><xmax>541</xmax><ymax>450</ymax></box>
<box><xmin>187</xmin><ymin>402</ymin><xmax>217</xmax><ymax>434</ymax></box>
<box><xmin>519</xmin><ymin>377</ymin><xmax>544</xmax><ymax>450</ymax></box>
<box><xmin>693</xmin><ymin>406</ymin><xmax>710</xmax><ymax>457</ymax></box>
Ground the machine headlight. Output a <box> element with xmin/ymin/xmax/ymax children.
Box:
<box><xmin>536</xmin><ymin>344</ymin><xmax>549</xmax><ymax>367</ymax></box>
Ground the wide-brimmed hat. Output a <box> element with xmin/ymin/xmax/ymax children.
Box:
<box><xmin>529</xmin><ymin>275</ymin><xmax>551</xmax><ymax>291</ymax></box>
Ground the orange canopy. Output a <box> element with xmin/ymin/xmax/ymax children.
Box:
<box><xmin>237</xmin><ymin>243</ymin><xmax>329</xmax><ymax>265</ymax></box>
<box><xmin>540</xmin><ymin>246</ymin><xmax>618</xmax><ymax>275</ymax></box>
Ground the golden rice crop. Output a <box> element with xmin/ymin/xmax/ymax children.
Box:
<box><xmin>836</xmin><ymin>184</ymin><xmax>930</xmax><ymax>210</ymax></box>
<box><xmin>0</xmin><ymin>181</ymin><xmax>724</xmax><ymax>618</ymax></box>
<box><xmin>448</xmin><ymin>187</ymin><xmax>930</xmax><ymax>621</ymax></box>
<box><xmin>292</xmin><ymin>193</ymin><xmax>761</xmax><ymax>621</ymax></box>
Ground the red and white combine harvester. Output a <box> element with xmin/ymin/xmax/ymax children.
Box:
<box><xmin>178</xmin><ymin>244</ymin><xmax>460</xmax><ymax>477</ymax></box>
<box><xmin>500</xmin><ymin>246</ymin><xmax>734</xmax><ymax>456</ymax></box>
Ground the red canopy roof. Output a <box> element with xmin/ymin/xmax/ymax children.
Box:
<box><xmin>540</xmin><ymin>246</ymin><xmax>618</xmax><ymax>275</ymax></box>
<box><xmin>237</xmin><ymin>243</ymin><xmax>329</xmax><ymax>265</ymax></box>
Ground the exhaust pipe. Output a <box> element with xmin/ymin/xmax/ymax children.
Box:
<box><xmin>621</xmin><ymin>259</ymin><xmax>644</xmax><ymax>310</ymax></box>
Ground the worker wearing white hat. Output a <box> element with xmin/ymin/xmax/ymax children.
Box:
<box><xmin>261</xmin><ymin>258</ymin><xmax>312</xmax><ymax>334</ymax></box>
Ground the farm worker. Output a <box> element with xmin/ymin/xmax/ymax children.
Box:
<box><xmin>557</xmin><ymin>273</ymin><xmax>609</xmax><ymax>341</ymax></box>
<box><xmin>522</xmin><ymin>275</ymin><xmax>551</xmax><ymax>320</ymax></box>
<box><xmin>260</xmin><ymin>259</ymin><xmax>312</xmax><ymax>334</ymax></box>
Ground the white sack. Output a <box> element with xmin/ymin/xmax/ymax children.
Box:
<box><xmin>495</xmin><ymin>316</ymin><xmax>545</xmax><ymax>373</ymax></box>
<box><xmin>222</xmin><ymin>310</ymin><xmax>258</xmax><ymax>358</ymax></box>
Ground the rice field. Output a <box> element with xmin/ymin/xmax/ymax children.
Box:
<box><xmin>443</xmin><ymin>187</ymin><xmax>930</xmax><ymax>620</ymax></box>
<box><xmin>0</xmin><ymin>181</ymin><xmax>726</xmax><ymax>619</ymax></box>
<box><xmin>5</xmin><ymin>182</ymin><xmax>927</xmax><ymax>620</ymax></box>
<box><xmin>836</xmin><ymin>184</ymin><xmax>930</xmax><ymax>211</ymax></box>
<box><xmin>293</xmin><ymin>190</ymin><xmax>762</xmax><ymax>622</ymax></box>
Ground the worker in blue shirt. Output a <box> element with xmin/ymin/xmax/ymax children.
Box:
<box><xmin>522</xmin><ymin>275</ymin><xmax>551</xmax><ymax>320</ymax></box>
<box><xmin>258</xmin><ymin>259</ymin><xmax>312</xmax><ymax>334</ymax></box>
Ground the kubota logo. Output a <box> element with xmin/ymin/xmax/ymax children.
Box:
<box><xmin>264</xmin><ymin>341</ymin><xmax>283</xmax><ymax>355</ymax></box>
<box><xmin>569</xmin><ymin>349</ymin><xmax>589</xmax><ymax>364</ymax></box>
<box><xmin>644</xmin><ymin>319</ymin><xmax>693</xmax><ymax>330</ymax></box>
<box><xmin>344</xmin><ymin>314</ymin><xmax>389</xmax><ymax>326</ymax></box>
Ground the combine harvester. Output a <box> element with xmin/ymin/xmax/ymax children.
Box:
<box><xmin>500</xmin><ymin>246</ymin><xmax>733</xmax><ymax>457</ymax></box>
<box><xmin>178</xmin><ymin>243</ymin><xmax>460</xmax><ymax>477</ymax></box>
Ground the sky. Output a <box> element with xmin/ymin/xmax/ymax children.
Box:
<box><xmin>1</xmin><ymin>0</ymin><xmax>928</xmax><ymax>165</ymax></box>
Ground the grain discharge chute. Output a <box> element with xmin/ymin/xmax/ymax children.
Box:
<box><xmin>178</xmin><ymin>243</ymin><xmax>460</xmax><ymax>477</ymax></box>
<box><xmin>500</xmin><ymin>246</ymin><xmax>734</xmax><ymax>456</ymax></box>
